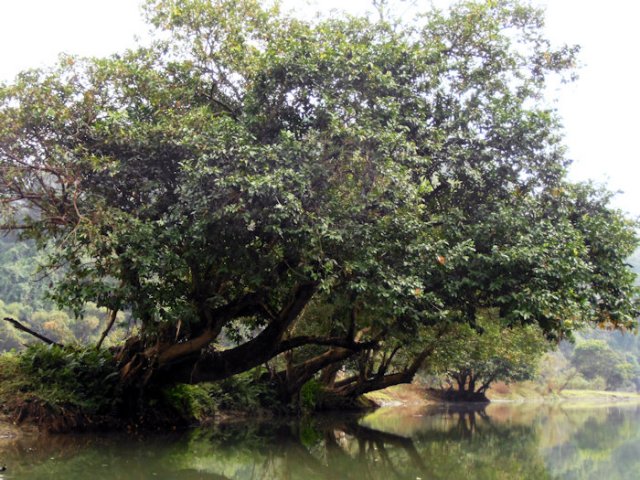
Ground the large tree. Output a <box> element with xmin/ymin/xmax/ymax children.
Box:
<box><xmin>0</xmin><ymin>0</ymin><xmax>637</xmax><ymax>412</ymax></box>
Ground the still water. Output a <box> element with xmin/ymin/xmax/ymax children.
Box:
<box><xmin>1</xmin><ymin>402</ymin><xmax>640</xmax><ymax>479</ymax></box>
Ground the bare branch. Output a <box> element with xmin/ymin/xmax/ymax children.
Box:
<box><xmin>3</xmin><ymin>317</ymin><xmax>63</xmax><ymax>347</ymax></box>
<box><xmin>96</xmin><ymin>308</ymin><xmax>118</xmax><ymax>350</ymax></box>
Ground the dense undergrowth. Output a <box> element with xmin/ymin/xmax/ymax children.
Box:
<box><xmin>0</xmin><ymin>345</ymin><xmax>316</xmax><ymax>432</ymax></box>
<box><xmin>161</xmin><ymin>368</ymin><xmax>281</xmax><ymax>423</ymax></box>
<box><xmin>0</xmin><ymin>345</ymin><xmax>121</xmax><ymax>431</ymax></box>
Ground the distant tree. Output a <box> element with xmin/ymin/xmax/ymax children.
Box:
<box><xmin>627</xmin><ymin>248</ymin><xmax>640</xmax><ymax>283</ymax></box>
<box><xmin>571</xmin><ymin>340</ymin><xmax>638</xmax><ymax>391</ymax></box>
<box><xmin>536</xmin><ymin>349</ymin><xmax>579</xmax><ymax>394</ymax></box>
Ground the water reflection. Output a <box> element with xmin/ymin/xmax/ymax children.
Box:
<box><xmin>2</xmin><ymin>402</ymin><xmax>640</xmax><ymax>479</ymax></box>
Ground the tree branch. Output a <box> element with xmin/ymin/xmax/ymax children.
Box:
<box><xmin>277</xmin><ymin>335</ymin><xmax>378</xmax><ymax>353</ymax></box>
<box><xmin>159</xmin><ymin>282</ymin><xmax>318</xmax><ymax>382</ymax></box>
<box><xmin>3</xmin><ymin>317</ymin><xmax>63</xmax><ymax>347</ymax></box>
<box><xmin>96</xmin><ymin>308</ymin><xmax>119</xmax><ymax>351</ymax></box>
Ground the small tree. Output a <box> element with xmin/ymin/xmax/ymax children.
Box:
<box><xmin>427</xmin><ymin>314</ymin><xmax>549</xmax><ymax>401</ymax></box>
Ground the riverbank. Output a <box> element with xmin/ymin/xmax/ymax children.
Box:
<box><xmin>365</xmin><ymin>384</ymin><xmax>433</xmax><ymax>407</ymax></box>
<box><xmin>486</xmin><ymin>380</ymin><xmax>640</xmax><ymax>404</ymax></box>
<box><xmin>0</xmin><ymin>415</ymin><xmax>36</xmax><ymax>446</ymax></box>
<box><xmin>0</xmin><ymin>348</ymin><xmax>640</xmax><ymax>438</ymax></box>
<box><xmin>366</xmin><ymin>382</ymin><xmax>640</xmax><ymax>408</ymax></box>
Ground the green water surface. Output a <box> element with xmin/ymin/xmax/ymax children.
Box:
<box><xmin>1</xmin><ymin>401</ymin><xmax>639</xmax><ymax>479</ymax></box>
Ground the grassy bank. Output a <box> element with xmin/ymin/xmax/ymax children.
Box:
<box><xmin>487</xmin><ymin>381</ymin><xmax>640</xmax><ymax>404</ymax></box>
<box><xmin>368</xmin><ymin>382</ymin><xmax>640</xmax><ymax>407</ymax></box>
<box><xmin>365</xmin><ymin>384</ymin><xmax>433</xmax><ymax>407</ymax></box>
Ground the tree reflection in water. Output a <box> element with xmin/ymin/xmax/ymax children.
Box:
<box><xmin>2</xmin><ymin>404</ymin><xmax>640</xmax><ymax>479</ymax></box>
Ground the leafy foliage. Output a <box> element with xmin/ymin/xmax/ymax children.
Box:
<box><xmin>427</xmin><ymin>312</ymin><xmax>550</xmax><ymax>395</ymax></box>
<box><xmin>0</xmin><ymin>344</ymin><xmax>119</xmax><ymax>413</ymax></box>
<box><xmin>206</xmin><ymin>368</ymin><xmax>277</xmax><ymax>411</ymax></box>
<box><xmin>426</xmin><ymin>184</ymin><xmax>639</xmax><ymax>338</ymax></box>
<box><xmin>299</xmin><ymin>379</ymin><xmax>322</xmax><ymax>411</ymax></box>
<box><xmin>162</xmin><ymin>383</ymin><xmax>216</xmax><ymax>421</ymax></box>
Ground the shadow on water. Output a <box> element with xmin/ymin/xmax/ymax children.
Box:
<box><xmin>2</xmin><ymin>402</ymin><xmax>640</xmax><ymax>479</ymax></box>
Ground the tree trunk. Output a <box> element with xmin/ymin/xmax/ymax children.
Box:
<box><xmin>319</xmin><ymin>363</ymin><xmax>341</xmax><ymax>388</ymax></box>
<box><xmin>268</xmin><ymin>336</ymin><xmax>381</xmax><ymax>405</ymax></box>
<box><xmin>106</xmin><ymin>283</ymin><xmax>319</xmax><ymax>422</ymax></box>
<box><xmin>318</xmin><ymin>344</ymin><xmax>436</xmax><ymax>408</ymax></box>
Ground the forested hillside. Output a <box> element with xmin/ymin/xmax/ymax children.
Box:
<box><xmin>0</xmin><ymin>234</ymin><xmax>49</xmax><ymax>308</ymax></box>
<box><xmin>0</xmin><ymin>237</ymin><xmax>128</xmax><ymax>350</ymax></box>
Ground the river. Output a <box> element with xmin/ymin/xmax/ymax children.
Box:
<box><xmin>1</xmin><ymin>401</ymin><xmax>639</xmax><ymax>479</ymax></box>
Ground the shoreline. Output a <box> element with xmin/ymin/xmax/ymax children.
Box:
<box><xmin>2</xmin><ymin>387</ymin><xmax>640</xmax><ymax>440</ymax></box>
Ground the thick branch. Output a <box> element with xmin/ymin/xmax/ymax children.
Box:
<box><xmin>155</xmin><ymin>290</ymin><xmax>269</xmax><ymax>365</ymax></box>
<box><xmin>333</xmin><ymin>374</ymin><xmax>359</xmax><ymax>389</ymax></box>
<box><xmin>160</xmin><ymin>282</ymin><xmax>318</xmax><ymax>383</ymax></box>
<box><xmin>333</xmin><ymin>342</ymin><xmax>438</xmax><ymax>398</ymax></box>
<box><xmin>277</xmin><ymin>335</ymin><xmax>378</xmax><ymax>353</ymax></box>
<box><xmin>272</xmin><ymin>337</ymin><xmax>381</xmax><ymax>400</ymax></box>
<box><xmin>157</xmin><ymin>328</ymin><xmax>218</xmax><ymax>365</ymax></box>
<box><xmin>278</xmin><ymin>348</ymin><xmax>360</xmax><ymax>399</ymax></box>
<box><xmin>476</xmin><ymin>373</ymin><xmax>498</xmax><ymax>394</ymax></box>
<box><xmin>333</xmin><ymin>370</ymin><xmax>416</xmax><ymax>398</ymax></box>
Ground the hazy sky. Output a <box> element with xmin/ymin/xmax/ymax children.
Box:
<box><xmin>1</xmin><ymin>0</ymin><xmax>638</xmax><ymax>218</ymax></box>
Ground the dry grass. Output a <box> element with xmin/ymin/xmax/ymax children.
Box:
<box><xmin>365</xmin><ymin>384</ymin><xmax>433</xmax><ymax>407</ymax></box>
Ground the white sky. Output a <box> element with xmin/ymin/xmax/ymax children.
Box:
<box><xmin>1</xmin><ymin>0</ymin><xmax>638</xmax><ymax>218</ymax></box>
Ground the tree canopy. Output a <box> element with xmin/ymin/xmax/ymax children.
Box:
<box><xmin>0</xmin><ymin>0</ymin><xmax>637</xmax><ymax>406</ymax></box>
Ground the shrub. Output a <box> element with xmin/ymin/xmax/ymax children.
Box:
<box><xmin>162</xmin><ymin>383</ymin><xmax>216</xmax><ymax>422</ymax></box>
<box><xmin>15</xmin><ymin>344</ymin><xmax>119</xmax><ymax>413</ymax></box>
<box><xmin>300</xmin><ymin>379</ymin><xmax>322</xmax><ymax>412</ymax></box>
<box><xmin>208</xmin><ymin>369</ymin><xmax>277</xmax><ymax>412</ymax></box>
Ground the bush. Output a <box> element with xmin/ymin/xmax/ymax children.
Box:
<box><xmin>565</xmin><ymin>374</ymin><xmax>592</xmax><ymax>390</ymax></box>
<box><xmin>300</xmin><ymin>379</ymin><xmax>322</xmax><ymax>412</ymax></box>
<box><xmin>571</xmin><ymin>340</ymin><xmax>636</xmax><ymax>391</ymax></box>
<box><xmin>209</xmin><ymin>369</ymin><xmax>277</xmax><ymax>411</ymax></box>
<box><xmin>162</xmin><ymin>383</ymin><xmax>216</xmax><ymax>422</ymax></box>
<box><xmin>566</xmin><ymin>374</ymin><xmax>607</xmax><ymax>391</ymax></box>
<box><xmin>15</xmin><ymin>344</ymin><xmax>119</xmax><ymax>413</ymax></box>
